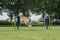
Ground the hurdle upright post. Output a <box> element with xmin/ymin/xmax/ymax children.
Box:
<box><xmin>49</xmin><ymin>16</ymin><xmax>51</xmax><ymax>29</ymax></box>
<box><xmin>14</xmin><ymin>17</ymin><xmax>16</xmax><ymax>30</ymax></box>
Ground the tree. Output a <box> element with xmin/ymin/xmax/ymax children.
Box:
<box><xmin>0</xmin><ymin>0</ymin><xmax>60</xmax><ymax>18</ymax></box>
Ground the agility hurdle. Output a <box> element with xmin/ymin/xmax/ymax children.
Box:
<box><xmin>13</xmin><ymin>15</ymin><xmax>21</xmax><ymax>30</ymax></box>
<box><xmin>45</xmin><ymin>15</ymin><xmax>51</xmax><ymax>30</ymax></box>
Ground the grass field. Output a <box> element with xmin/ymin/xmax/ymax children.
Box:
<box><xmin>0</xmin><ymin>26</ymin><xmax>60</xmax><ymax>40</ymax></box>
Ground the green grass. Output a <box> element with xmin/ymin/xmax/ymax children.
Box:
<box><xmin>0</xmin><ymin>26</ymin><xmax>60</xmax><ymax>40</ymax></box>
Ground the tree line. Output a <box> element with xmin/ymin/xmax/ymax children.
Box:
<box><xmin>0</xmin><ymin>0</ymin><xmax>60</xmax><ymax>18</ymax></box>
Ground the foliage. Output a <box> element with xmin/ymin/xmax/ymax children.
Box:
<box><xmin>0</xmin><ymin>21</ymin><xmax>12</xmax><ymax>25</ymax></box>
<box><xmin>0</xmin><ymin>0</ymin><xmax>60</xmax><ymax>17</ymax></box>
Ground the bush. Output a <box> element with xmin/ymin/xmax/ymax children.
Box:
<box><xmin>53</xmin><ymin>21</ymin><xmax>60</xmax><ymax>25</ymax></box>
<box><xmin>0</xmin><ymin>21</ymin><xmax>12</xmax><ymax>25</ymax></box>
<box><xmin>0</xmin><ymin>20</ymin><xmax>44</xmax><ymax>26</ymax></box>
<box><xmin>31</xmin><ymin>21</ymin><xmax>44</xmax><ymax>26</ymax></box>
